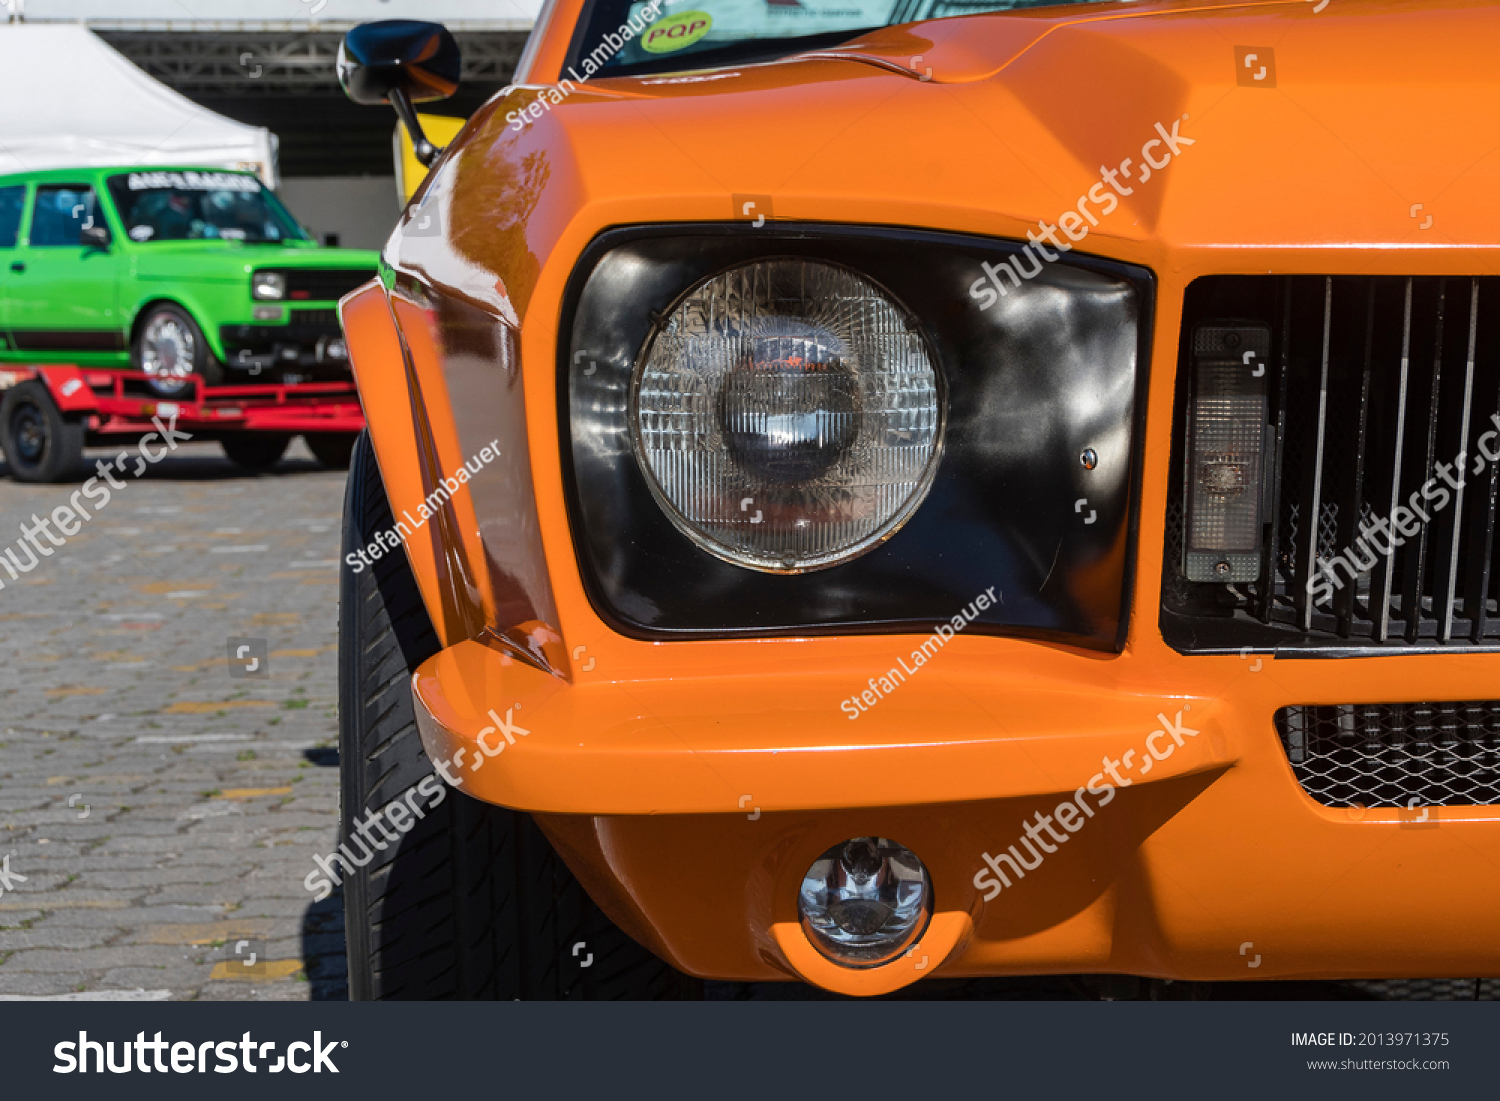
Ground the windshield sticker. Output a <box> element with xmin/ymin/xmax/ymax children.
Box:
<box><xmin>644</xmin><ymin>0</ymin><xmax>888</xmax><ymax>40</ymax></box>
<box><xmin>127</xmin><ymin>171</ymin><xmax>261</xmax><ymax>193</ymax></box>
<box><xmin>642</xmin><ymin>11</ymin><xmax>713</xmax><ymax>52</ymax></box>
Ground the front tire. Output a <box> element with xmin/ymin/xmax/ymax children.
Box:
<box><xmin>133</xmin><ymin>303</ymin><xmax>224</xmax><ymax>396</ymax></box>
<box><xmin>220</xmin><ymin>434</ymin><xmax>290</xmax><ymax>472</ymax></box>
<box><xmin>340</xmin><ymin>431</ymin><xmax>697</xmax><ymax>1000</ymax></box>
<box><xmin>0</xmin><ymin>381</ymin><xmax>85</xmax><ymax>483</ymax></box>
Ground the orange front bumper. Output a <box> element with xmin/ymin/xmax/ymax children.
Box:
<box><xmin>411</xmin><ymin>635</ymin><xmax>1500</xmax><ymax>994</ymax></box>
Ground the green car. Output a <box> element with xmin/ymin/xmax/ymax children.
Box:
<box><xmin>0</xmin><ymin>166</ymin><xmax>379</xmax><ymax>395</ymax></box>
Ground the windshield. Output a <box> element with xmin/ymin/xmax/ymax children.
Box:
<box><xmin>105</xmin><ymin>171</ymin><xmax>309</xmax><ymax>245</ymax></box>
<box><xmin>569</xmin><ymin>0</ymin><xmax>1110</xmax><ymax>77</ymax></box>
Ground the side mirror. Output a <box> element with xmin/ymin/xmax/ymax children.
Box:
<box><xmin>338</xmin><ymin>21</ymin><xmax>462</xmax><ymax>168</ymax></box>
<box><xmin>80</xmin><ymin>224</ymin><xmax>111</xmax><ymax>249</ymax></box>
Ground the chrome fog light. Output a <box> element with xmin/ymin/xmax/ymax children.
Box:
<box><xmin>797</xmin><ymin>837</ymin><xmax>933</xmax><ymax>968</ymax></box>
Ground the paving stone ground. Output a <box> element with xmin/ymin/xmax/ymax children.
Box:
<box><xmin>0</xmin><ymin>439</ymin><xmax>1492</xmax><ymax>1004</ymax></box>
<box><xmin>0</xmin><ymin>439</ymin><xmax>346</xmax><ymax>1001</ymax></box>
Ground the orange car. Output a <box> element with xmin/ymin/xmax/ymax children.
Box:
<box><xmin>327</xmin><ymin>0</ymin><xmax>1500</xmax><ymax>999</ymax></box>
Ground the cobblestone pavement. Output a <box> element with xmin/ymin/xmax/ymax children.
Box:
<box><xmin>0</xmin><ymin>439</ymin><xmax>347</xmax><ymax>1001</ymax></box>
<box><xmin>0</xmin><ymin>441</ymin><xmax>1492</xmax><ymax>1005</ymax></box>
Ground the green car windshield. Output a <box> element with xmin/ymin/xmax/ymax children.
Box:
<box><xmin>105</xmin><ymin>171</ymin><xmax>309</xmax><ymax>245</ymax></box>
<box><xmin>570</xmin><ymin>0</ymin><xmax>1116</xmax><ymax>77</ymax></box>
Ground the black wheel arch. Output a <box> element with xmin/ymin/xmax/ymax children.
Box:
<box><xmin>129</xmin><ymin>298</ymin><xmax>225</xmax><ymax>364</ymax></box>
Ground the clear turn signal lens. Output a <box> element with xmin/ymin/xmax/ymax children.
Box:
<box><xmin>1184</xmin><ymin>323</ymin><xmax>1272</xmax><ymax>583</ymax></box>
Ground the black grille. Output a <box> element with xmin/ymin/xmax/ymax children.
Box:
<box><xmin>1276</xmin><ymin>701</ymin><xmax>1500</xmax><ymax>808</ymax></box>
<box><xmin>260</xmin><ymin>268</ymin><xmax>373</xmax><ymax>303</ymax></box>
<box><xmin>1164</xmin><ymin>275</ymin><xmax>1500</xmax><ymax>652</ymax></box>
<box><xmin>288</xmin><ymin>309</ymin><xmax>340</xmax><ymax>327</ymax></box>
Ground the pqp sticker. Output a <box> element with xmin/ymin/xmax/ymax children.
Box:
<box><xmin>643</xmin><ymin>11</ymin><xmax>713</xmax><ymax>53</ymax></box>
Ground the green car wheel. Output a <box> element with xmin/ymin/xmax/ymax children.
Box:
<box><xmin>133</xmin><ymin>303</ymin><xmax>223</xmax><ymax>396</ymax></box>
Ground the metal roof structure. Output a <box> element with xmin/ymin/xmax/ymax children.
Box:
<box><xmin>9</xmin><ymin>0</ymin><xmax>539</xmax><ymax>30</ymax></box>
<box><xmin>94</xmin><ymin>29</ymin><xmax>527</xmax><ymax>97</ymax></box>
<box><xmin>6</xmin><ymin>2</ymin><xmax>534</xmax><ymax>175</ymax></box>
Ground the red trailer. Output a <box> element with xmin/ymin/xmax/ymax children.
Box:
<box><xmin>0</xmin><ymin>364</ymin><xmax>365</xmax><ymax>482</ymax></box>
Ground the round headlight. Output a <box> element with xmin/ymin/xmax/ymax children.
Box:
<box><xmin>631</xmin><ymin>259</ymin><xmax>942</xmax><ymax>573</ymax></box>
<box><xmin>798</xmin><ymin>837</ymin><xmax>933</xmax><ymax>968</ymax></box>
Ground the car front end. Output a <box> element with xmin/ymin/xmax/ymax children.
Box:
<box><xmin>339</xmin><ymin>0</ymin><xmax>1500</xmax><ymax>997</ymax></box>
<box><xmin>220</xmin><ymin>262</ymin><xmax>376</xmax><ymax>381</ymax></box>
<box><xmin>107</xmin><ymin>168</ymin><xmax>379</xmax><ymax>385</ymax></box>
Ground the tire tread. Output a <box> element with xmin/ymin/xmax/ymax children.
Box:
<box><xmin>340</xmin><ymin>431</ymin><xmax>696</xmax><ymax>1000</ymax></box>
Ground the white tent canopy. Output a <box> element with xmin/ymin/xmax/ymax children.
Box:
<box><xmin>0</xmin><ymin>24</ymin><xmax>278</xmax><ymax>185</ymax></box>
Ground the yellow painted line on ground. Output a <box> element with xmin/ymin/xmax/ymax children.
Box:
<box><xmin>75</xmin><ymin>774</ymin><xmax>149</xmax><ymax>784</ymax></box>
<box><xmin>251</xmin><ymin>613</ymin><xmax>299</xmax><ymax>625</ymax></box>
<box><xmin>207</xmin><ymin>959</ymin><xmax>305</xmax><ymax>982</ymax></box>
<box><xmin>165</xmin><ymin>701</ymin><xmax>273</xmax><ymax>714</ymax></box>
<box><xmin>171</xmin><ymin>658</ymin><xmax>241</xmax><ymax>672</ymax></box>
<box><xmin>215</xmin><ymin>787</ymin><xmax>294</xmax><ymax>799</ymax></box>
<box><xmin>45</xmin><ymin>776</ymin><xmax>73</xmax><ymax>786</ymax></box>
<box><xmin>139</xmin><ymin>920</ymin><xmax>278</xmax><ymax>946</ymax></box>
<box><xmin>271</xmin><ymin>648</ymin><xmax>328</xmax><ymax>658</ymax></box>
<box><xmin>0</xmin><ymin>899</ymin><xmax>129</xmax><ymax>911</ymax></box>
<box><xmin>46</xmin><ymin>687</ymin><xmax>107</xmax><ymax>698</ymax></box>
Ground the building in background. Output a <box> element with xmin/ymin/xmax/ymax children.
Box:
<box><xmin>11</xmin><ymin>1</ymin><xmax>537</xmax><ymax>248</ymax></box>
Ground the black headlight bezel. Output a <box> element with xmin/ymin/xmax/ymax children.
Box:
<box><xmin>558</xmin><ymin>223</ymin><xmax>1155</xmax><ymax>650</ymax></box>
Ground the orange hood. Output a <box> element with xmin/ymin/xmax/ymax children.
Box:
<box><xmin>398</xmin><ymin>0</ymin><xmax>1498</xmax><ymax>325</ymax></box>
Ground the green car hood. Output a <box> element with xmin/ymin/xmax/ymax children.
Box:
<box><xmin>129</xmin><ymin>242</ymin><xmax>382</xmax><ymax>284</ymax></box>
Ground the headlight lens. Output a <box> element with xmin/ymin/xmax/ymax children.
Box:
<box><xmin>630</xmin><ymin>259</ymin><xmax>942</xmax><ymax>573</ymax></box>
<box><xmin>252</xmin><ymin>271</ymin><xmax>286</xmax><ymax>301</ymax></box>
